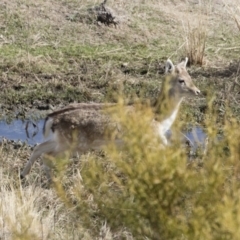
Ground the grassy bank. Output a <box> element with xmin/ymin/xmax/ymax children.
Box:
<box><xmin>0</xmin><ymin>0</ymin><xmax>239</xmax><ymax>121</ymax></box>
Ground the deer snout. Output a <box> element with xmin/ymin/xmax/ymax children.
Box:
<box><xmin>194</xmin><ymin>88</ymin><xmax>201</xmax><ymax>95</ymax></box>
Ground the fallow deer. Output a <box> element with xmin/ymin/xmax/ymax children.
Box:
<box><xmin>20</xmin><ymin>58</ymin><xmax>200</xmax><ymax>180</ymax></box>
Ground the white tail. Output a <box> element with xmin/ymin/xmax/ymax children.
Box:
<box><xmin>21</xmin><ymin>58</ymin><xmax>200</xmax><ymax>180</ymax></box>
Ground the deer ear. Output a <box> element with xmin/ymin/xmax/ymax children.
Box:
<box><xmin>165</xmin><ymin>59</ymin><xmax>175</xmax><ymax>73</ymax></box>
<box><xmin>177</xmin><ymin>57</ymin><xmax>188</xmax><ymax>68</ymax></box>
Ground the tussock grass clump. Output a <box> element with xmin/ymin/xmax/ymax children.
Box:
<box><xmin>0</xmin><ymin>186</ymin><xmax>56</xmax><ymax>240</ymax></box>
<box><xmin>183</xmin><ymin>21</ymin><xmax>207</xmax><ymax>66</ymax></box>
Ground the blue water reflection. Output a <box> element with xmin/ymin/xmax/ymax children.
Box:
<box><xmin>0</xmin><ymin>120</ymin><xmax>207</xmax><ymax>148</ymax></box>
<box><xmin>0</xmin><ymin>120</ymin><xmax>45</xmax><ymax>145</ymax></box>
<box><xmin>184</xmin><ymin>127</ymin><xmax>207</xmax><ymax>150</ymax></box>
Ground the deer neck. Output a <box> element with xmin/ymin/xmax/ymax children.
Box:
<box><xmin>152</xmin><ymin>87</ymin><xmax>183</xmax><ymax>123</ymax></box>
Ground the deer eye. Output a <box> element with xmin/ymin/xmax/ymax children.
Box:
<box><xmin>179</xmin><ymin>79</ymin><xmax>185</xmax><ymax>84</ymax></box>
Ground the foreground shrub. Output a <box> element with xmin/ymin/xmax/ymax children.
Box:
<box><xmin>52</xmin><ymin>100</ymin><xmax>240</xmax><ymax>239</ymax></box>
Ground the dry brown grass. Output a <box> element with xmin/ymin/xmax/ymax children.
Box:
<box><xmin>183</xmin><ymin>21</ymin><xmax>207</xmax><ymax>66</ymax></box>
<box><xmin>223</xmin><ymin>0</ymin><xmax>240</xmax><ymax>32</ymax></box>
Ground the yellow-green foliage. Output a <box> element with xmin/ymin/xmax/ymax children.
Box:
<box><xmin>49</xmin><ymin>99</ymin><xmax>240</xmax><ymax>240</ymax></box>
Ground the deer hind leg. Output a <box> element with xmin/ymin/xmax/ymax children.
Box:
<box><xmin>20</xmin><ymin>140</ymin><xmax>58</xmax><ymax>179</ymax></box>
<box><xmin>42</xmin><ymin>160</ymin><xmax>53</xmax><ymax>182</ymax></box>
<box><xmin>41</xmin><ymin>151</ymin><xmax>66</xmax><ymax>182</ymax></box>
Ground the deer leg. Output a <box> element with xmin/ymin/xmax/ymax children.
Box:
<box><xmin>20</xmin><ymin>140</ymin><xmax>57</xmax><ymax>179</ymax></box>
<box><xmin>42</xmin><ymin>162</ymin><xmax>53</xmax><ymax>182</ymax></box>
